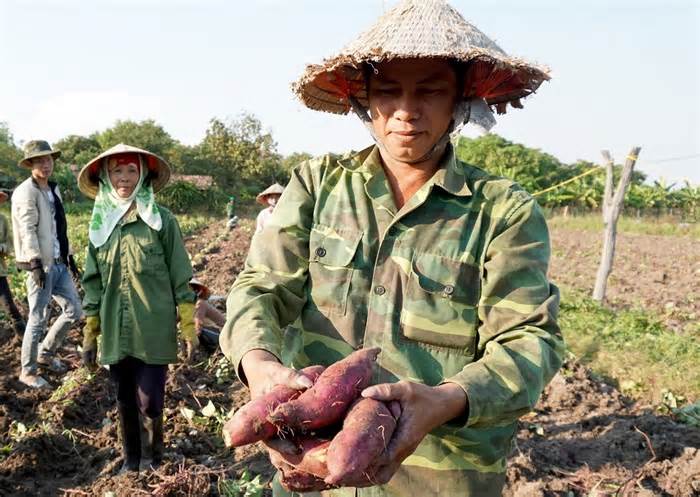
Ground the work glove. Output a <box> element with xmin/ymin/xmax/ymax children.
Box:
<box><xmin>178</xmin><ymin>302</ymin><xmax>199</xmax><ymax>361</ymax></box>
<box><xmin>29</xmin><ymin>258</ymin><xmax>46</xmax><ymax>289</ymax></box>
<box><xmin>67</xmin><ymin>254</ymin><xmax>82</xmax><ymax>280</ymax></box>
<box><xmin>82</xmin><ymin>315</ymin><xmax>100</xmax><ymax>371</ymax></box>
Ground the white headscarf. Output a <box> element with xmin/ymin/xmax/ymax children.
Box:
<box><xmin>88</xmin><ymin>155</ymin><xmax>162</xmax><ymax>248</ymax></box>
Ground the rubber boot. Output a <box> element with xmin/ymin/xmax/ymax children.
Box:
<box><xmin>118</xmin><ymin>402</ymin><xmax>141</xmax><ymax>474</ymax></box>
<box><xmin>139</xmin><ymin>414</ymin><xmax>164</xmax><ymax>471</ymax></box>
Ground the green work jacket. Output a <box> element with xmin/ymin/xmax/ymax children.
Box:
<box><xmin>221</xmin><ymin>145</ymin><xmax>565</xmax><ymax>497</ymax></box>
<box><xmin>82</xmin><ymin>206</ymin><xmax>195</xmax><ymax>365</ymax></box>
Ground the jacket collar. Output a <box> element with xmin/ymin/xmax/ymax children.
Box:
<box><xmin>339</xmin><ymin>144</ymin><xmax>472</xmax><ymax>198</ymax></box>
<box><xmin>30</xmin><ymin>177</ymin><xmax>57</xmax><ymax>192</ymax></box>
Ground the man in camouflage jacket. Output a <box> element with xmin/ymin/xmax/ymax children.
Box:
<box><xmin>220</xmin><ymin>1</ymin><xmax>564</xmax><ymax>495</ymax></box>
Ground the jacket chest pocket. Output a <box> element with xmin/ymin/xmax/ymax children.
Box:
<box><xmin>132</xmin><ymin>234</ymin><xmax>167</xmax><ymax>276</ymax></box>
<box><xmin>307</xmin><ymin>224</ymin><xmax>362</xmax><ymax>315</ymax></box>
<box><xmin>400</xmin><ymin>252</ymin><xmax>480</xmax><ymax>353</ymax></box>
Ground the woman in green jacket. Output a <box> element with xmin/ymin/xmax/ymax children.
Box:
<box><xmin>78</xmin><ymin>144</ymin><xmax>198</xmax><ymax>473</ymax></box>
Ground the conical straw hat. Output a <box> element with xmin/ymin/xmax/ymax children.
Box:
<box><xmin>293</xmin><ymin>0</ymin><xmax>550</xmax><ymax>116</ymax></box>
<box><xmin>78</xmin><ymin>143</ymin><xmax>171</xmax><ymax>199</ymax></box>
<box><xmin>256</xmin><ymin>183</ymin><xmax>285</xmax><ymax>205</ymax></box>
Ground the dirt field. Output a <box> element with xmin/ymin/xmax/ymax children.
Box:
<box><xmin>0</xmin><ymin>221</ymin><xmax>698</xmax><ymax>496</ymax></box>
<box><xmin>549</xmin><ymin>228</ymin><xmax>699</xmax><ymax>334</ymax></box>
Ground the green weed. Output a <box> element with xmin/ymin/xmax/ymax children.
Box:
<box><xmin>560</xmin><ymin>287</ymin><xmax>700</xmax><ymax>403</ymax></box>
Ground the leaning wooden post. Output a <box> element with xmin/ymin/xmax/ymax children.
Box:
<box><xmin>592</xmin><ymin>146</ymin><xmax>642</xmax><ymax>302</ymax></box>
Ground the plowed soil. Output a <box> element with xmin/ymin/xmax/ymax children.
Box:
<box><xmin>0</xmin><ymin>220</ymin><xmax>697</xmax><ymax>496</ymax></box>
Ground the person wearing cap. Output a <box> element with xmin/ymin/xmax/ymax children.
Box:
<box><xmin>11</xmin><ymin>140</ymin><xmax>82</xmax><ymax>389</ymax></box>
<box><xmin>255</xmin><ymin>183</ymin><xmax>284</xmax><ymax>234</ymax></box>
<box><xmin>0</xmin><ymin>189</ymin><xmax>26</xmax><ymax>335</ymax></box>
<box><xmin>221</xmin><ymin>1</ymin><xmax>564</xmax><ymax>495</ymax></box>
<box><xmin>78</xmin><ymin>144</ymin><xmax>198</xmax><ymax>473</ymax></box>
<box><xmin>226</xmin><ymin>195</ymin><xmax>239</xmax><ymax>229</ymax></box>
<box><xmin>190</xmin><ymin>278</ymin><xmax>225</xmax><ymax>353</ymax></box>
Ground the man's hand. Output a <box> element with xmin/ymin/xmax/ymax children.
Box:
<box><xmin>241</xmin><ymin>349</ymin><xmax>313</xmax><ymax>400</ymax></box>
<box><xmin>352</xmin><ymin>381</ymin><xmax>468</xmax><ymax>486</ymax></box>
<box><xmin>29</xmin><ymin>258</ymin><xmax>46</xmax><ymax>289</ymax></box>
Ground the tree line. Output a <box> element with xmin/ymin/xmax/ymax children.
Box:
<box><xmin>1</xmin><ymin>119</ymin><xmax>698</xmax><ymax>219</ymax></box>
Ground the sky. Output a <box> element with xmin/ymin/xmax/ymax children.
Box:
<box><xmin>1</xmin><ymin>0</ymin><xmax>698</xmax><ymax>185</ymax></box>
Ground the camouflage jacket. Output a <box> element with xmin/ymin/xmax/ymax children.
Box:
<box><xmin>221</xmin><ymin>145</ymin><xmax>565</xmax><ymax>497</ymax></box>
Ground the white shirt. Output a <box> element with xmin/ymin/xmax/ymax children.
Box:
<box><xmin>44</xmin><ymin>189</ymin><xmax>61</xmax><ymax>258</ymax></box>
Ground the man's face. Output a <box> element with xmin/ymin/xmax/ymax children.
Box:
<box><xmin>31</xmin><ymin>155</ymin><xmax>54</xmax><ymax>181</ymax></box>
<box><xmin>108</xmin><ymin>158</ymin><xmax>141</xmax><ymax>198</ymax></box>
<box><xmin>367</xmin><ymin>58</ymin><xmax>459</xmax><ymax>163</ymax></box>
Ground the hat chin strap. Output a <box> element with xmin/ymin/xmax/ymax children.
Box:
<box><xmin>349</xmin><ymin>97</ymin><xmax>472</xmax><ymax>165</ymax></box>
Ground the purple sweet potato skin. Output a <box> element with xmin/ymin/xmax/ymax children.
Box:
<box><xmin>273</xmin><ymin>436</ymin><xmax>331</xmax><ymax>479</ymax></box>
<box><xmin>325</xmin><ymin>398</ymin><xmax>397</xmax><ymax>485</ymax></box>
<box><xmin>222</xmin><ymin>365</ymin><xmax>325</xmax><ymax>447</ymax></box>
<box><xmin>280</xmin><ymin>468</ymin><xmax>335</xmax><ymax>492</ymax></box>
<box><xmin>268</xmin><ymin>348</ymin><xmax>380</xmax><ymax>431</ymax></box>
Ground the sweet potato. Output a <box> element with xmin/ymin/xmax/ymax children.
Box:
<box><xmin>268</xmin><ymin>347</ymin><xmax>380</xmax><ymax>431</ymax></box>
<box><xmin>279</xmin><ymin>468</ymin><xmax>335</xmax><ymax>493</ymax></box>
<box><xmin>270</xmin><ymin>436</ymin><xmax>331</xmax><ymax>479</ymax></box>
<box><xmin>325</xmin><ymin>398</ymin><xmax>397</xmax><ymax>485</ymax></box>
<box><xmin>222</xmin><ymin>365</ymin><xmax>325</xmax><ymax>447</ymax></box>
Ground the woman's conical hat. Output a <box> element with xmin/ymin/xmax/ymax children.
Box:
<box><xmin>256</xmin><ymin>183</ymin><xmax>285</xmax><ymax>205</ymax></box>
<box><xmin>77</xmin><ymin>143</ymin><xmax>171</xmax><ymax>199</ymax></box>
<box><xmin>293</xmin><ymin>0</ymin><xmax>549</xmax><ymax>115</ymax></box>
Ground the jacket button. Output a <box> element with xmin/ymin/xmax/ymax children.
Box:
<box><xmin>443</xmin><ymin>285</ymin><xmax>455</xmax><ymax>296</ymax></box>
<box><xmin>315</xmin><ymin>247</ymin><xmax>327</xmax><ymax>258</ymax></box>
<box><xmin>374</xmin><ymin>285</ymin><xmax>386</xmax><ymax>296</ymax></box>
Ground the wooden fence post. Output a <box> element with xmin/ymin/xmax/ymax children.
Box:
<box><xmin>592</xmin><ymin>146</ymin><xmax>642</xmax><ymax>303</ymax></box>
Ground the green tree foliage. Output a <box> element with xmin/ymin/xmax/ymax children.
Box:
<box><xmin>97</xmin><ymin>119</ymin><xmax>177</xmax><ymax>163</ymax></box>
<box><xmin>0</xmin><ymin>123</ymin><xmax>23</xmax><ymax>188</ymax></box>
<box><xmin>158</xmin><ymin>180</ymin><xmax>224</xmax><ymax>214</ymax></box>
<box><xmin>456</xmin><ymin>134</ymin><xmax>566</xmax><ymax>193</ymax></box>
<box><xmin>198</xmin><ymin>114</ymin><xmax>285</xmax><ymax>196</ymax></box>
<box><xmin>52</xmin><ymin>134</ymin><xmax>102</xmax><ymax>168</ymax></box>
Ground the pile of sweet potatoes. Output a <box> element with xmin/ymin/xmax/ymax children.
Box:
<box><xmin>222</xmin><ymin>347</ymin><xmax>398</xmax><ymax>491</ymax></box>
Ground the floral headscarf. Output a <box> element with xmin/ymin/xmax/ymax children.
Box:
<box><xmin>88</xmin><ymin>153</ymin><xmax>162</xmax><ymax>248</ymax></box>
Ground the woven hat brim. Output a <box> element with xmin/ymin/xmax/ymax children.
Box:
<box><xmin>256</xmin><ymin>184</ymin><xmax>284</xmax><ymax>205</ymax></box>
<box><xmin>189</xmin><ymin>279</ymin><xmax>211</xmax><ymax>299</ymax></box>
<box><xmin>77</xmin><ymin>144</ymin><xmax>171</xmax><ymax>200</ymax></box>
<box><xmin>293</xmin><ymin>52</ymin><xmax>550</xmax><ymax>116</ymax></box>
<box><xmin>292</xmin><ymin>0</ymin><xmax>550</xmax><ymax>115</ymax></box>
<box><xmin>19</xmin><ymin>150</ymin><xmax>61</xmax><ymax>169</ymax></box>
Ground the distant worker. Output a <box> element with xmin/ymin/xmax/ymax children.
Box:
<box><xmin>12</xmin><ymin>140</ymin><xmax>82</xmax><ymax>389</ymax></box>
<box><xmin>0</xmin><ymin>189</ymin><xmax>26</xmax><ymax>335</ymax></box>
<box><xmin>190</xmin><ymin>277</ymin><xmax>225</xmax><ymax>353</ymax></box>
<box><xmin>226</xmin><ymin>195</ymin><xmax>239</xmax><ymax>229</ymax></box>
<box><xmin>79</xmin><ymin>144</ymin><xmax>198</xmax><ymax>473</ymax></box>
<box><xmin>255</xmin><ymin>183</ymin><xmax>284</xmax><ymax>234</ymax></box>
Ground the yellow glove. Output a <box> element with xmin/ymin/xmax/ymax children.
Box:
<box><xmin>178</xmin><ymin>302</ymin><xmax>199</xmax><ymax>346</ymax></box>
<box><xmin>85</xmin><ymin>315</ymin><xmax>101</xmax><ymax>336</ymax></box>
<box><xmin>82</xmin><ymin>315</ymin><xmax>100</xmax><ymax>370</ymax></box>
